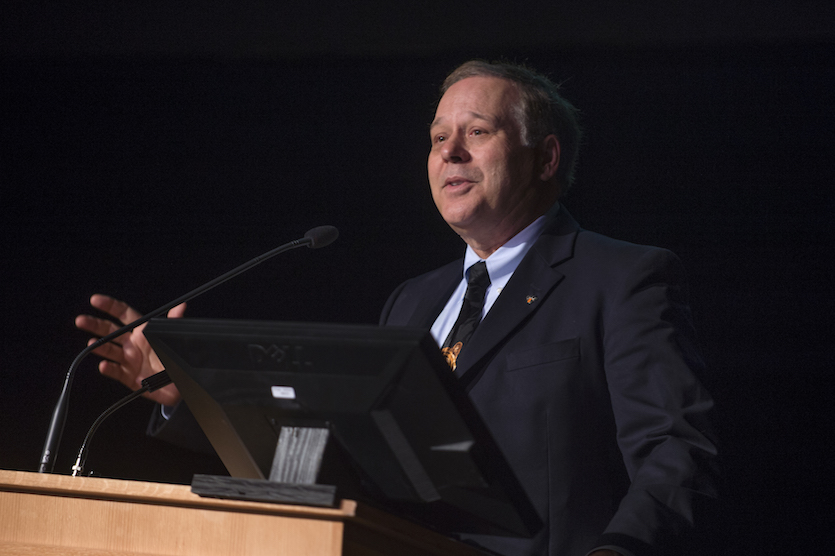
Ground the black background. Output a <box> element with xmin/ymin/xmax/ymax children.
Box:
<box><xmin>2</xmin><ymin>2</ymin><xmax>833</xmax><ymax>554</ymax></box>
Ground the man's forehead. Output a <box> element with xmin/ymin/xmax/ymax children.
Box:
<box><xmin>430</xmin><ymin>77</ymin><xmax>519</xmax><ymax>129</ymax></box>
<box><xmin>430</xmin><ymin>110</ymin><xmax>498</xmax><ymax>130</ymax></box>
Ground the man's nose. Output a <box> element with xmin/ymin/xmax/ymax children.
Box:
<box><xmin>441</xmin><ymin>133</ymin><xmax>470</xmax><ymax>163</ymax></box>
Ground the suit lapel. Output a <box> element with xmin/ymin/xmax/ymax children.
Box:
<box><xmin>407</xmin><ymin>262</ymin><xmax>461</xmax><ymax>328</ymax></box>
<box><xmin>454</xmin><ymin>207</ymin><xmax>580</xmax><ymax>384</ymax></box>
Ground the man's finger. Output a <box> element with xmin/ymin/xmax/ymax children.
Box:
<box><xmin>98</xmin><ymin>360</ymin><xmax>143</xmax><ymax>391</ymax></box>
<box><xmin>98</xmin><ymin>359</ymin><xmax>126</xmax><ymax>382</ymax></box>
<box><xmin>76</xmin><ymin>314</ymin><xmax>118</xmax><ymax>337</ymax></box>
<box><xmin>167</xmin><ymin>302</ymin><xmax>187</xmax><ymax>319</ymax></box>
<box><xmin>88</xmin><ymin>338</ymin><xmax>125</xmax><ymax>364</ymax></box>
<box><xmin>76</xmin><ymin>315</ymin><xmax>127</xmax><ymax>344</ymax></box>
<box><xmin>90</xmin><ymin>294</ymin><xmax>143</xmax><ymax>325</ymax></box>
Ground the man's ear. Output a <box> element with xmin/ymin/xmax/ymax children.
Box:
<box><xmin>539</xmin><ymin>134</ymin><xmax>560</xmax><ymax>182</ymax></box>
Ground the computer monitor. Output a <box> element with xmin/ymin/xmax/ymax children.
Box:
<box><xmin>144</xmin><ymin>318</ymin><xmax>541</xmax><ymax>537</ymax></box>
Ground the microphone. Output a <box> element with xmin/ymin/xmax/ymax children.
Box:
<box><xmin>38</xmin><ymin>226</ymin><xmax>339</xmax><ymax>474</ymax></box>
<box><xmin>304</xmin><ymin>225</ymin><xmax>339</xmax><ymax>249</ymax></box>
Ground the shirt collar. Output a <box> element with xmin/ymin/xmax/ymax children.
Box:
<box><xmin>462</xmin><ymin>202</ymin><xmax>559</xmax><ymax>283</ymax></box>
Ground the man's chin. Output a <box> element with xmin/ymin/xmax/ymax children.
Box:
<box><xmin>440</xmin><ymin>213</ymin><xmax>478</xmax><ymax>236</ymax></box>
<box><xmin>437</xmin><ymin>200</ymin><xmax>483</xmax><ymax>227</ymax></box>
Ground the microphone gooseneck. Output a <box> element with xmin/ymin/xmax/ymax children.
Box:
<box><xmin>38</xmin><ymin>226</ymin><xmax>339</xmax><ymax>474</ymax></box>
<box><xmin>71</xmin><ymin>370</ymin><xmax>173</xmax><ymax>477</ymax></box>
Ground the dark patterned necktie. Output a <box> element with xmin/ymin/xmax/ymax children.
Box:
<box><xmin>441</xmin><ymin>261</ymin><xmax>491</xmax><ymax>371</ymax></box>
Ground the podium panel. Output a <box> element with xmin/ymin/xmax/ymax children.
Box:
<box><xmin>0</xmin><ymin>470</ymin><xmax>485</xmax><ymax>556</ymax></box>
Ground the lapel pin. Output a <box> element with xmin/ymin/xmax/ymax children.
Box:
<box><xmin>526</xmin><ymin>295</ymin><xmax>537</xmax><ymax>305</ymax></box>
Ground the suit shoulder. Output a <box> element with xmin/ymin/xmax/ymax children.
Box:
<box><xmin>574</xmin><ymin>228</ymin><xmax>682</xmax><ymax>267</ymax></box>
<box><xmin>379</xmin><ymin>259</ymin><xmax>460</xmax><ymax>326</ymax></box>
<box><xmin>564</xmin><ymin>229</ymin><xmax>688</xmax><ymax>292</ymax></box>
<box><xmin>401</xmin><ymin>258</ymin><xmax>462</xmax><ymax>288</ymax></box>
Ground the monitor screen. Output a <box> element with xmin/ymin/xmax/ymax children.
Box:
<box><xmin>144</xmin><ymin>317</ymin><xmax>541</xmax><ymax>537</ymax></box>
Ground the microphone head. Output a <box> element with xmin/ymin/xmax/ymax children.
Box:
<box><xmin>304</xmin><ymin>226</ymin><xmax>339</xmax><ymax>249</ymax></box>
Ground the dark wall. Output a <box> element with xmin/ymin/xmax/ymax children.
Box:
<box><xmin>2</xmin><ymin>40</ymin><xmax>833</xmax><ymax>553</ymax></box>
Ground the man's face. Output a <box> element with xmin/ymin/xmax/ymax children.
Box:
<box><xmin>428</xmin><ymin>76</ymin><xmax>546</xmax><ymax>252</ymax></box>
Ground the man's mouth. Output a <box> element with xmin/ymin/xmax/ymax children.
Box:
<box><xmin>444</xmin><ymin>176</ymin><xmax>476</xmax><ymax>187</ymax></box>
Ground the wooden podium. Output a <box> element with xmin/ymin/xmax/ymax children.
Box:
<box><xmin>0</xmin><ymin>470</ymin><xmax>486</xmax><ymax>556</ymax></box>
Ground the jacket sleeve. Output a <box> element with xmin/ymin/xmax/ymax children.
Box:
<box><xmin>146</xmin><ymin>401</ymin><xmax>216</xmax><ymax>455</ymax></box>
<box><xmin>594</xmin><ymin>247</ymin><xmax>720</xmax><ymax>555</ymax></box>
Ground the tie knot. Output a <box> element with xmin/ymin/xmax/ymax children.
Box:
<box><xmin>465</xmin><ymin>261</ymin><xmax>490</xmax><ymax>294</ymax></box>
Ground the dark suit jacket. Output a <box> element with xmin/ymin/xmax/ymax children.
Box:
<box><xmin>379</xmin><ymin>206</ymin><xmax>719</xmax><ymax>556</ymax></box>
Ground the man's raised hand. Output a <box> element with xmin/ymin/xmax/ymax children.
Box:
<box><xmin>75</xmin><ymin>294</ymin><xmax>184</xmax><ymax>407</ymax></box>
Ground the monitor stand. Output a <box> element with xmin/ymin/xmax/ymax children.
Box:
<box><xmin>191</xmin><ymin>426</ymin><xmax>337</xmax><ymax>507</ymax></box>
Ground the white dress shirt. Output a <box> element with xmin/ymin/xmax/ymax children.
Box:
<box><xmin>429</xmin><ymin>204</ymin><xmax>557</xmax><ymax>346</ymax></box>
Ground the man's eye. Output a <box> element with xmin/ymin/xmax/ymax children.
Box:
<box><xmin>472</xmin><ymin>129</ymin><xmax>483</xmax><ymax>136</ymax></box>
<box><xmin>435</xmin><ymin>135</ymin><xmax>446</xmax><ymax>143</ymax></box>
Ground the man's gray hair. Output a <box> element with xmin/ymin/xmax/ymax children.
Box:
<box><xmin>441</xmin><ymin>60</ymin><xmax>582</xmax><ymax>194</ymax></box>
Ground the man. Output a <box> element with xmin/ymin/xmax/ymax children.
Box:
<box><xmin>77</xmin><ymin>61</ymin><xmax>718</xmax><ymax>556</ymax></box>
